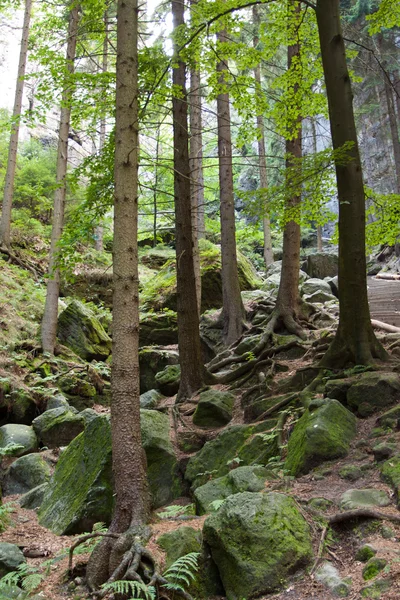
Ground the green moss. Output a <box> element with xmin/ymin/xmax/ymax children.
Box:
<box><xmin>193</xmin><ymin>390</ymin><xmax>235</xmax><ymax>428</ymax></box>
<box><xmin>339</xmin><ymin>465</ymin><xmax>362</xmax><ymax>481</ymax></box>
<box><xmin>362</xmin><ymin>558</ymin><xmax>387</xmax><ymax>581</ymax></box>
<box><xmin>361</xmin><ymin>578</ymin><xmax>392</xmax><ymax>598</ymax></box>
<box><xmin>154</xmin><ymin>365</ymin><xmax>180</xmax><ymax>396</ymax></box>
<box><xmin>32</xmin><ymin>407</ymin><xmax>84</xmax><ymax>448</ymax></box>
<box><xmin>356</xmin><ymin>545</ymin><xmax>377</xmax><ymax>562</ymax></box>
<box><xmin>380</xmin><ymin>455</ymin><xmax>400</xmax><ymax>505</ymax></box>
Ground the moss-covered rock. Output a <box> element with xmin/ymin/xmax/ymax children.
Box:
<box><xmin>57</xmin><ymin>300</ymin><xmax>112</xmax><ymax>361</ymax></box>
<box><xmin>194</xmin><ymin>465</ymin><xmax>269</xmax><ymax>514</ymax></box>
<box><xmin>139</xmin><ymin>311</ymin><xmax>178</xmax><ymax>347</ymax></box>
<box><xmin>380</xmin><ymin>454</ymin><xmax>400</xmax><ymax>505</ymax></box>
<box><xmin>139</xmin><ymin>389</ymin><xmax>164</xmax><ymax>410</ymax></box>
<box><xmin>339</xmin><ymin>465</ymin><xmax>363</xmax><ymax>481</ymax></box>
<box><xmin>8</xmin><ymin>388</ymin><xmax>37</xmax><ymax>425</ymax></box>
<box><xmin>303</xmin><ymin>290</ymin><xmax>337</xmax><ymax>304</ymax></box>
<box><xmin>58</xmin><ymin>374</ymin><xmax>97</xmax><ymax>411</ymax></box>
<box><xmin>0</xmin><ymin>424</ymin><xmax>38</xmax><ymax>457</ymax></box>
<box><xmin>32</xmin><ymin>407</ymin><xmax>85</xmax><ymax>448</ymax></box>
<box><xmin>356</xmin><ymin>545</ymin><xmax>377</xmax><ymax>563</ymax></box>
<box><xmin>139</xmin><ymin>347</ymin><xmax>179</xmax><ymax>393</ymax></box>
<box><xmin>19</xmin><ymin>483</ymin><xmax>49</xmax><ymax>510</ymax></box>
<box><xmin>157</xmin><ymin>527</ymin><xmax>223</xmax><ymax>598</ymax></box>
<box><xmin>185</xmin><ymin>422</ymin><xmax>278</xmax><ymax>490</ymax></box>
<box><xmin>377</xmin><ymin>405</ymin><xmax>400</xmax><ymax>429</ymax></box>
<box><xmin>154</xmin><ymin>365</ymin><xmax>180</xmax><ymax>396</ymax></box>
<box><xmin>372</xmin><ymin>442</ymin><xmax>396</xmax><ymax>461</ymax></box>
<box><xmin>361</xmin><ymin>578</ymin><xmax>392</xmax><ymax>599</ymax></box>
<box><xmin>38</xmin><ymin>411</ymin><xmax>182</xmax><ymax>534</ymax></box>
<box><xmin>0</xmin><ymin>543</ymin><xmax>26</xmax><ymax>577</ymax></box>
<box><xmin>193</xmin><ymin>390</ymin><xmax>235</xmax><ymax>428</ymax></box>
<box><xmin>315</xmin><ymin>562</ymin><xmax>350</xmax><ymax>597</ymax></box>
<box><xmin>2</xmin><ymin>453</ymin><xmax>51</xmax><ymax>496</ymax></box>
<box><xmin>346</xmin><ymin>372</ymin><xmax>400</xmax><ymax>417</ymax></box>
<box><xmin>323</xmin><ymin>378</ymin><xmax>353</xmax><ymax>405</ymax></box>
<box><xmin>339</xmin><ymin>489</ymin><xmax>390</xmax><ymax>510</ymax></box>
<box><xmin>303</xmin><ymin>253</ymin><xmax>338</xmax><ymax>279</ymax></box>
<box><xmin>203</xmin><ymin>492</ymin><xmax>313</xmax><ymax>599</ymax></box>
<box><xmin>301</xmin><ymin>278</ymin><xmax>333</xmax><ymax>296</ymax></box>
<box><xmin>285</xmin><ymin>399</ymin><xmax>356</xmax><ymax>476</ymax></box>
<box><xmin>243</xmin><ymin>393</ymin><xmax>294</xmax><ymax>422</ymax></box>
<box><xmin>362</xmin><ymin>558</ymin><xmax>387</xmax><ymax>581</ymax></box>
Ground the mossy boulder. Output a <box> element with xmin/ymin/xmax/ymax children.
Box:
<box><xmin>0</xmin><ymin>424</ymin><xmax>38</xmax><ymax>457</ymax></box>
<box><xmin>301</xmin><ymin>278</ymin><xmax>333</xmax><ymax>296</ymax></box>
<box><xmin>139</xmin><ymin>347</ymin><xmax>179</xmax><ymax>393</ymax></box>
<box><xmin>139</xmin><ymin>389</ymin><xmax>164</xmax><ymax>410</ymax></box>
<box><xmin>380</xmin><ymin>455</ymin><xmax>400</xmax><ymax>504</ymax></box>
<box><xmin>346</xmin><ymin>372</ymin><xmax>400</xmax><ymax>417</ymax></box>
<box><xmin>7</xmin><ymin>388</ymin><xmax>37</xmax><ymax>425</ymax></box>
<box><xmin>39</xmin><ymin>411</ymin><xmax>182</xmax><ymax>534</ymax></box>
<box><xmin>58</xmin><ymin>374</ymin><xmax>97</xmax><ymax>411</ymax></box>
<box><xmin>139</xmin><ymin>311</ymin><xmax>178</xmax><ymax>347</ymax></box>
<box><xmin>19</xmin><ymin>483</ymin><xmax>49</xmax><ymax>510</ymax></box>
<box><xmin>303</xmin><ymin>253</ymin><xmax>338</xmax><ymax>279</ymax></box>
<box><xmin>356</xmin><ymin>545</ymin><xmax>377</xmax><ymax>562</ymax></box>
<box><xmin>194</xmin><ymin>465</ymin><xmax>269</xmax><ymax>514</ymax></box>
<box><xmin>57</xmin><ymin>300</ymin><xmax>112</xmax><ymax>361</ymax></box>
<box><xmin>324</xmin><ymin>378</ymin><xmax>353</xmax><ymax>405</ymax></box>
<box><xmin>377</xmin><ymin>405</ymin><xmax>400</xmax><ymax>429</ymax></box>
<box><xmin>303</xmin><ymin>290</ymin><xmax>337</xmax><ymax>304</ymax></box>
<box><xmin>285</xmin><ymin>399</ymin><xmax>356</xmax><ymax>476</ymax></box>
<box><xmin>32</xmin><ymin>408</ymin><xmax>85</xmax><ymax>448</ymax></box>
<box><xmin>0</xmin><ymin>543</ymin><xmax>26</xmax><ymax>578</ymax></box>
<box><xmin>185</xmin><ymin>422</ymin><xmax>278</xmax><ymax>490</ymax></box>
<box><xmin>0</xmin><ymin>584</ymin><xmax>25</xmax><ymax>599</ymax></box>
<box><xmin>372</xmin><ymin>442</ymin><xmax>396</xmax><ymax>461</ymax></box>
<box><xmin>203</xmin><ymin>492</ymin><xmax>313</xmax><ymax>599</ymax></box>
<box><xmin>157</xmin><ymin>527</ymin><xmax>223</xmax><ymax>598</ymax></box>
<box><xmin>362</xmin><ymin>558</ymin><xmax>387</xmax><ymax>581</ymax></box>
<box><xmin>339</xmin><ymin>465</ymin><xmax>363</xmax><ymax>481</ymax></box>
<box><xmin>361</xmin><ymin>578</ymin><xmax>392</xmax><ymax>599</ymax></box>
<box><xmin>2</xmin><ymin>453</ymin><xmax>51</xmax><ymax>496</ymax></box>
<box><xmin>154</xmin><ymin>365</ymin><xmax>180</xmax><ymax>396</ymax></box>
<box><xmin>339</xmin><ymin>489</ymin><xmax>391</xmax><ymax>510</ymax></box>
<box><xmin>193</xmin><ymin>390</ymin><xmax>235</xmax><ymax>429</ymax></box>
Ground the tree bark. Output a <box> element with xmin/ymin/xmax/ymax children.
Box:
<box><xmin>217</xmin><ymin>27</ymin><xmax>245</xmax><ymax>345</ymax></box>
<box><xmin>316</xmin><ymin>0</ymin><xmax>387</xmax><ymax>367</ymax></box>
<box><xmin>86</xmin><ymin>0</ymin><xmax>150</xmax><ymax>586</ymax></box>
<box><xmin>253</xmin><ymin>5</ymin><xmax>274</xmax><ymax>268</ymax></box>
<box><xmin>41</xmin><ymin>3</ymin><xmax>80</xmax><ymax>355</ymax></box>
<box><xmin>172</xmin><ymin>0</ymin><xmax>204</xmax><ymax>402</ymax></box>
<box><xmin>0</xmin><ymin>0</ymin><xmax>32</xmax><ymax>248</ymax></box>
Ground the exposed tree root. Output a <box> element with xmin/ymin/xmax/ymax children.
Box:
<box><xmin>68</xmin><ymin>533</ymin><xmax>119</xmax><ymax>573</ymax></box>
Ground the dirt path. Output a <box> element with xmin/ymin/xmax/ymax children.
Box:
<box><xmin>368</xmin><ymin>277</ymin><xmax>400</xmax><ymax>327</ymax></box>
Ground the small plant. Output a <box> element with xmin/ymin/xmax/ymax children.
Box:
<box><xmin>244</xmin><ymin>351</ymin><xmax>255</xmax><ymax>362</ymax></box>
<box><xmin>0</xmin><ymin>444</ymin><xmax>25</xmax><ymax>457</ymax></box>
<box><xmin>0</xmin><ymin>502</ymin><xmax>16</xmax><ymax>533</ymax></box>
<box><xmin>226</xmin><ymin>456</ymin><xmax>243</xmax><ymax>469</ymax></box>
<box><xmin>209</xmin><ymin>499</ymin><xmax>226</xmax><ymax>512</ymax></box>
<box><xmin>157</xmin><ymin>504</ymin><xmax>194</xmax><ymax>520</ymax></box>
<box><xmin>102</xmin><ymin>580</ymin><xmax>156</xmax><ymax>599</ymax></box>
<box><xmin>0</xmin><ymin>562</ymin><xmax>44</xmax><ymax>594</ymax></box>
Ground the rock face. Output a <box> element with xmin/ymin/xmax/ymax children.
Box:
<box><xmin>346</xmin><ymin>372</ymin><xmax>400</xmax><ymax>417</ymax></box>
<box><xmin>285</xmin><ymin>399</ymin><xmax>357</xmax><ymax>476</ymax></box>
<box><xmin>2</xmin><ymin>453</ymin><xmax>51</xmax><ymax>496</ymax></box>
<box><xmin>194</xmin><ymin>465</ymin><xmax>269</xmax><ymax>514</ymax></box>
<box><xmin>57</xmin><ymin>300</ymin><xmax>112</xmax><ymax>361</ymax></box>
<box><xmin>185</xmin><ymin>423</ymin><xmax>278</xmax><ymax>490</ymax></box>
<box><xmin>203</xmin><ymin>492</ymin><xmax>313</xmax><ymax>599</ymax></box>
<box><xmin>0</xmin><ymin>424</ymin><xmax>38</xmax><ymax>456</ymax></box>
<box><xmin>303</xmin><ymin>253</ymin><xmax>338</xmax><ymax>279</ymax></box>
<box><xmin>154</xmin><ymin>365</ymin><xmax>180</xmax><ymax>396</ymax></box>
<box><xmin>0</xmin><ymin>543</ymin><xmax>26</xmax><ymax>577</ymax></box>
<box><xmin>38</xmin><ymin>411</ymin><xmax>182</xmax><ymax>534</ymax></box>
<box><xmin>193</xmin><ymin>390</ymin><xmax>235</xmax><ymax>428</ymax></box>
<box><xmin>139</xmin><ymin>347</ymin><xmax>179</xmax><ymax>393</ymax></box>
<box><xmin>32</xmin><ymin>408</ymin><xmax>84</xmax><ymax>448</ymax></box>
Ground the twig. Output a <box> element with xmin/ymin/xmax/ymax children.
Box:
<box><xmin>310</xmin><ymin>526</ymin><xmax>327</xmax><ymax>575</ymax></box>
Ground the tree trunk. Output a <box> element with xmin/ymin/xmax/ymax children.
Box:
<box><xmin>253</xmin><ymin>5</ymin><xmax>274</xmax><ymax>268</ymax></box>
<box><xmin>86</xmin><ymin>0</ymin><xmax>150</xmax><ymax>586</ymax></box>
<box><xmin>41</xmin><ymin>3</ymin><xmax>80</xmax><ymax>355</ymax></box>
<box><xmin>316</xmin><ymin>0</ymin><xmax>387</xmax><ymax>367</ymax></box>
<box><xmin>0</xmin><ymin>0</ymin><xmax>32</xmax><ymax>248</ymax></box>
<box><xmin>94</xmin><ymin>11</ymin><xmax>109</xmax><ymax>252</ymax></box>
<box><xmin>172</xmin><ymin>0</ymin><xmax>204</xmax><ymax>402</ymax></box>
<box><xmin>217</xmin><ymin>27</ymin><xmax>245</xmax><ymax>345</ymax></box>
<box><xmin>189</xmin><ymin>59</ymin><xmax>203</xmax><ymax>314</ymax></box>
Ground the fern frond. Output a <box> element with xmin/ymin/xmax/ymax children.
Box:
<box><xmin>102</xmin><ymin>579</ymin><xmax>156</xmax><ymax>599</ymax></box>
<box><xmin>22</xmin><ymin>573</ymin><xmax>44</xmax><ymax>592</ymax></box>
<box><xmin>163</xmin><ymin>552</ymin><xmax>200</xmax><ymax>589</ymax></box>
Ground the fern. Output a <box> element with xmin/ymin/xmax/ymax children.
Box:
<box><xmin>163</xmin><ymin>552</ymin><xmax>200</xmax><ymax>592</ymax></box>
<box><xmin>21</xmin><ymin>572</ymin><xmax>44</xmax><ymax>592</ymax></box>
<box><xmin>0</xmin><ymin>502</ymin><xmax>15</xmax><ymax>533</ymax></box>
<box><xmin>102</xmin><ymin>580</ymin><xmax>156</xmax><ymax>599</ymax></box>
<box><xmin>209</xmin><ymin>499</ymin><xmax>226</xmax><ymax>512</ymax></box>
<box><xmin>0</xmin><ymin>444</ymin><xmax>24</xmax><ymax>457</ymax></box>
<box><xmin>157</xmin><ymin>505</ymin><xmax>194</xmax><ymax>519</ymax></box>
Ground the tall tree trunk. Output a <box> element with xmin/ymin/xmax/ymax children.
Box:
<box><xmin>189</xmin><ymin>66</ymin><xmax>202</xmax><ymax>314</ymax></box>
<box><xmin>253</xmin><ymin>5</ymin><xmax>274</xmax><ymax>268</ymax></box>
<box><xmin>0</xmin><ymin>0</ymin><xmax>32</xmax><ymax>248</ymax></box>
<box><xmin>316</xmin><ymin>0</ymin><xmax>387</xmax><ymax>367</ymax></box>
<box><xmin>153</xmin><ymin>133</ymin><xmax>160</xmax><ymax>248</ymax></box>
<box><xmin>172</xmin><ymin>0</ymin><xmax>204</xmax><ymax>402</ymax></box>
<box><xmin>94</xmin><ymin>11</ymin><xmax>109</xmax><ymax>252</ymax></box>
<box><xmin>217</xmin><ymin>27</ymin><xmax>245</xmax><ymax>345</ymax></box>
<box><xmin>311</xmin><ymin>118</ymin><xmax>323</xmax><ymax>251</ymax></box>
<box><xmin>41</xmin><ymin>3</ymin><xmax>80</xmax><ymax>354</ymax></box>
<box><xmin>86</xmin><ymin>0</ymin><xmax>149</xmax><ymax>587</ymax></box>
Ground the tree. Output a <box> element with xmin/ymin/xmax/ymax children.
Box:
<box><xmin>217</xmin><ymin>24</ymin><xmax>245</xmax><ymax>345</ymax></box>
<box><xmin>0</xmin><ymin>0</ymin><xmax>32</xmax><ymax>248</ymax></box>
<box><xmin>86</xmin><ymin>0</ymin><xmax>150</xmax><ymax>585</ymax></box>
<box><xmin>316</xmin><ymin>0</ymin><xmax>387</xmax><ymax>367</ymax></box>
<box><xmin>172</xmin><ymin>0</ymin><xmax>204</xmax><ymax>401</ymax></box>
<box><xmin>41</xmin><ymin>1</ymin><xmax>80</xmax><ymax>355</ymax></box>
<box><xmin>252</xmin><ymin>5</ymin><xmax>274</xmax><ymax>268</ymax></box>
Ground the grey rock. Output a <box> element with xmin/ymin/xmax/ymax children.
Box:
<box><xmin>340</xmin><ymin>489</ymin><xmax>391</xmax><ymax>510</ymax></box>
<box><xmin>0</xmin><ymin>543</ymin><xmax>26</xmax><ymax>577</ymax></box>
<box><xmin>0</xmin><ymin>424</ymin><xmax>38</xmax><ymax>457</ymax></box>
<box><xmin>2</xmin><ymin>453</ymin><xmax>51</xmax><ymax>496</ymax></box>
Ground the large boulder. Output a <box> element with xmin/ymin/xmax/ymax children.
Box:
<box><xmin>192</xmin><ymin>390</ymin><xmax>235</xmax><ymax>428</ymax></box>
<box><xmin>19</xmin><ymin>483</ymin><xmax>49</xmax><ymax>510</ymax></box>
<box><xmin>303</xmin><ymin>253</ymin><xmax>338</xmax><ymax>279</ymax></box>
<box><xmin>154</xmin><ymin>365</ymin><xmax>180</xmax><ymax>396</ymax></box>
<box><xmin>32</xmin><ymin>408</ymin><xmax>85</xmax><ymax>448</ymax></box>
<box><xmin>194</xmin><ymin>465</ymin><xmax>269</xmax><ymax>514</ymax></box>
<box><xmin>285</xmin><ymin>399</ymin><xmax>357</xmax><ymax>476</ymax></box>
<box><xmin>58</xmin><ymin>374</ymin><xmax>97</xmax><ymax>411</ymax></box>
<box><xmin>57</xmin><ymin>300</ymin><xmax>112</xmax><ymax>361</ymax></box>
<box><xmin>0</xmin><ymin>424</ymin><xmax>38</xmax><ymax>457</ymax></box>
<box><xmin>39</xmin><ymin>411</ymin><xmax>182</xmax><ymax>534</ymax></box>
<box><xmin>139</xmin><ymin>311</ymin><xmax>178</xmax><ymax>347</ymax></box>
<box><xmin>301</xmin><ymin>278</ymin><xmax>333</xmax><ymax>297</ymax></box>
<box><xmin>2</xmin><ymin>453</ymin><xmax>51</xmax><ymax>496</ymax></box>
<box><xmin>139</xmin><ymin>347</ymin><xmax>179</xmax><ymax>393</ymax></box>
<box><xmin>0</xmin><ymin>544</ymin><xmax>26</xmax><ymax>578</ymax></box>
<box><xmin>203</xmin><ymin>492</ymin><xmax>313</xmax><ymax>599</ymax></box>
<box><xmin>346</xmin><ymin>372</ymin><xmax>400</xmax><ymax>417</ymax></box>
<box><xmin>185</xmin><ymin>422</ymin><xmax>278</xmax><ymax>490</ymax></box>
<box><xmin>140</xmin><ymin>389</ymin><xmax>164</xmax><ymax>410</ymax></box>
